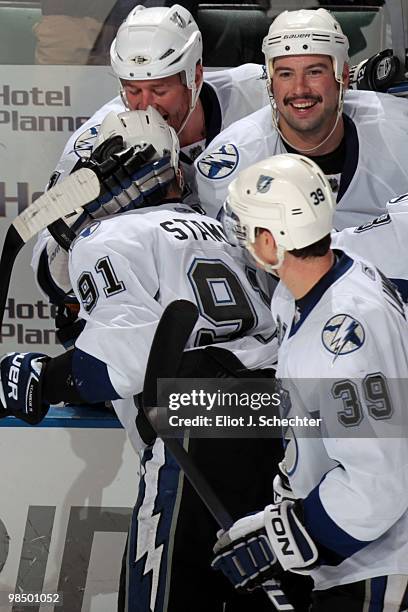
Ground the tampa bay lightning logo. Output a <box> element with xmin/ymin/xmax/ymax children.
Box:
<box><xmin>197</xmin><ymin>144</ymin><xmax>239</xmax><ymax>180</ymax></box>
<box><xmin>73</xmin><ymin>125</ymin><xmax>100</xmax><ymax>159</ymax></box>
<box><xmin>256</xmin><ymin>175</ymin><xmax>274</xmax><ymax>193</ymax></box>
<box><xmin>322</xmin><ymin>314</ymin><xmax>365</xmax><ymax>360</ymax></box>
<box><xmin>72</xmin><ymin>221</ymin><xmax>101</xmax><ymax>247</ymax></box>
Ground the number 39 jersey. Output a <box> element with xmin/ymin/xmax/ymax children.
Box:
<box><xmin>68</xmin><ymin>202</ymin><xmax>277</xmax><ymax>448</ymax></box>
<box><xmin>272</xmin><ymin>251</ymin><xmax>408</xmax><ymax>589</ymax></box>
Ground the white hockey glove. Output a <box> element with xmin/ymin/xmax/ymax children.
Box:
<box><xmin>273</xmin><ymin>460</ymin><xmax>296</xmax><ymax>504</ymax></box>
<box><xmin>212</xmin><ymin>500</ymin><xmax>318</xmax><ymax>593</ymax></box>
<box><xmin>48</xmin><ymin>136</ymin><xmax>175</xmax><ymax>251</ymax></box>
<box><xmin>349</xmin><ymin>49</ymin><xmax>401</xmax><ymax>92</ymax></box>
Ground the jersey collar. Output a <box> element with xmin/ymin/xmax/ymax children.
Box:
<box><xmin>289</xmin><ymin>250</ymin><xmax>354</xmax><ymax>337</ymax></box>
<box><xmin>178</xmin><ymin>81</ymin><xmax>222</xmax><ymax>166</ymax></box>
<box><xmin>337</xmin><ymin>114</ymin><xmax>359</xmax><ymax>202</ymax></box>
<box><xmin>200</xmin><ymin>80</ymin><xmax>222</xmax><ymax>146</ymax></box>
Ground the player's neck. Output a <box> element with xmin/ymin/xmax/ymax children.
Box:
<box><xmin>279</xmin><ymin>116</ymin><xmax>344</xmax><ymax>156</ymax></box>
<box><xmin>178</xmin><ymin>99</ymin><xmax>206</xmax><ymax>148</ymax></box>
<box><xmin>279</xmin><ymin>250</ymin><xmax>335</xmax><ymax>300</ymax></box>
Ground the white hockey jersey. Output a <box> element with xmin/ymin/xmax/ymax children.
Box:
<box><xmin>195</xmin><ymin>90</ymin><xmax>408</xmax><ymax>228</ymax></box>
<box><xmin>32</xmin><ymin>63</ymin><xmax>269</xmax><ymax>299</ymax></box>
<box><xmin>332</xmin><ymin>194</ymin><xmax>408</xmax><ymax>300</ymax></box>
<box><xmin>68</xmin><ymin>203</ymin><xmax>277</xmax><ymax>450</ymax></box>
<box><xmin>272</xmin><ymin>250</ymin><xmax>408</xmax><ymax>589</ymax></box>
<box><xmin>49</xmin><ymin>63</ymin><xmax>269</xmax><ymax>188</ymax></box>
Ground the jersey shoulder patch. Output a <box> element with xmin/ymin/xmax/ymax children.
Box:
<box><xmin>321</xmin><ymin>314</ymin><xmax>365</xmax><ymax>360</ymax></box>
<box><xmin>71</xmin><ymin>221</ymin><xmax>101</xmax><ymax>248</ymax></box>
<box><xmin>73</xmin><ymin>124</ymin><xmax>100</xmax><ymax>160</ymax></box>
<box><xmin>196</xmin><ymin>143</ymin><xmax>239</xmax><ymax>180</ymax></box>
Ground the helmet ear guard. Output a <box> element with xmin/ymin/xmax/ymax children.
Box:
<box><xmin>222</xmin><ymin>154</ymin><xmax>335</xmax><ymax>270</ymax></box>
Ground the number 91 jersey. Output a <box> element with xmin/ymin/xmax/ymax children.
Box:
<box><xmin>68</xmin><ymin>202</ymin><xmax>277</xmax><ymax>447</ymax></box>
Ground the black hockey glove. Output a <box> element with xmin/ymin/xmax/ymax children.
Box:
<box><xmin>0</xmin><ymin>352</ymin><xmax>50</xmax><ymax>424</ymax></box>
<box><xmin>349</xmin><ymin>49</ymin><xmax>401</xmax><ymax>92</ymax></box>
<box><xmin>212</xmin><ymin>500</ymin><xmax>318</xmax><ymax>593</ymax></box>
<box><xmin>48</xmin><ymin>135</ymin><xmax>175</xmax><ymax>250</ymax></box>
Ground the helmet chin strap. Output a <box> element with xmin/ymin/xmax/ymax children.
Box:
<box><xmin>247</xmin><ymin>243</ymin><xmax>285</xmax><ymax>275</ymax></box>
<box><xmin>268</xmin><ymin>79</ymin><xmax>344</xmax><ymax>154</ymax></box>
<box><xmin>176</xmin><ymin>78</ymin><xmax>203</xmax><ymax>137</ymax></box>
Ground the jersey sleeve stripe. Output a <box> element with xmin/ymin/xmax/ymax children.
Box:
<box><xmin>303</xmin><ymin>478</ymin><xmax>373</xmax><ymax>559</ymax></box>
<box><xmin>72</xmin><ymin>348</ymin><xmax>121</xmax><ymax>402</ymax></box>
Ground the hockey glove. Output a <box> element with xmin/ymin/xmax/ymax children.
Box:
<box><xmin>0</xmin><ymin>352</ymin><xmax>50</xmax><ymax>424</ymax></box>
<box><xmin>349</xmin><ymin>49</ymin><xmax>400</xmax><ymax>92</ymax></box>
<box><xmin>48</xmin><ymin>135</ymin><xmax>175</xmax><ymax>250</ymax></box>
<box><xmin>212</xmin><ymin>500</ymin><xmax>318</xmax><ymax>592</ymax></box>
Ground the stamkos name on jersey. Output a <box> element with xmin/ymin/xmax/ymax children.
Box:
<box><xmin>160</xmin><ymin>218</ymin><xmax>230</xmax><ymax>243</ymax></box>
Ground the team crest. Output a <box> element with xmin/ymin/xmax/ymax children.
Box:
<box><xmin>256</xmin><ymin>175</ymin><xmax>274</xmax><ymax>193</ymax></box>
<box><xmin>72</xmin><ymin>221</ymin><xmax>101</xmax><ymax>247</ymax></box>
<box><xmin>73</xmin><ymin>125</ymin><xmax>100</xmax><ymax>159</ymax></box>
<box><xmin>197</xmin><ymin>144</ymin><xmax>239</xmax><ymax>180</ymax></box>
<box><xmin>322</xmin><ymin>314</ymin><xmax>365</xmax><ymax>360</ymax></box>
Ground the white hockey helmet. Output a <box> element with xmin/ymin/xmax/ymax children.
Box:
<box><xmin>111</xmin><ymin>4</ymin><xmax>202</xmax><ymax>92</ymax></box>
<box><xmin>222</xmin><ymin>154</ymin><xmax>335</xmax><ymax>270</ymax></box>
<box><xmin>94</xmin><ymin>106</ymin><xmax>180</xmax><ymax>170</ymax></box>
<box><xmin>262</xmin><ymin>8</ymin><xmax>349</xmax><ymax>84</ymax></box>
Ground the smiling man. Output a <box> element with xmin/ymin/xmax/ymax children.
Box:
<box><xmin>195</xmin><ymin>8</ymin><xmax>408</xmax><ymax>229</ymax></box>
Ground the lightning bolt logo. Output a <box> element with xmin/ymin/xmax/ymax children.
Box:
<box><xmin>197</xmin><ymin>144</ymin><xmax>239</xmax><ymax>179</ymax></box>
<box><xmin>73</xmin><ymin>125</ymin><xmax>100</xmax><ymax>159</ymax></box>
<box><xmin>322</xmin><ymin>314</ymin><xmax>365</xmax><ymax>361</ymax></box>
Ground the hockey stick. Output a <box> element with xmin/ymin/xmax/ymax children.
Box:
<box><xmin>0</xmin><ymin>168</ymin><xmax>100</xmax><ymax>330</ymax></box>
<box><xmin>140</xmin><ymin>299</ymin><xmax>294</xmax><ymax>611</ymax></box>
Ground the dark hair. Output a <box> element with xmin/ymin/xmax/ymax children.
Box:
<box><xmin>288</xmin><ymin>234</ymin><xmax>332</xmax><ymax>259</ymax></box>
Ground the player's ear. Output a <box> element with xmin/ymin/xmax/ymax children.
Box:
<box><xmin>176</xmin><ymin>167</ymin><xmax>184</xmax><ymax>193</ymax></box>
<box><xmin>195</xmin><ymin>62</ymin><xmax>203</xmax><ymax>88</ymax></box>
<box><xmin>342</xmin><ymin>62</ymin><xmax>350</xmax><ymax>89</ymax></box>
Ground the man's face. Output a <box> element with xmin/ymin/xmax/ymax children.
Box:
<box><xmin>271</xmin><ymin>54</ymin><xmax>341</xmax><ymax>138</ymax></box>
<box><xmin>121</xmin><ymin>73</ymin><xmax>190</xmax><ymax>133</ymax></box>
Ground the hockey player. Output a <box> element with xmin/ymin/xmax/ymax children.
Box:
<box><xmin>195</xmin><ymin>8</ymin><xmax>408</xmax><ymax>228</ymax></box>
<box><xmin>31</xmin><ymin>2</ymin><xmax>271</xmax><ymax>323</ymax></box>
<box><xmin>42</xmin><ymin>3</ymin><xmax>270</xmax><ymax>197</ymax></box>
<box><xmin>1</xmin><ymin>109</ymin><xmax>306</xmax><ymax>611</ymax></box>
<box><xmin>215</xmin><ymin>153</ymin><xmax>408</xmax><ymax>611</ymax></box>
